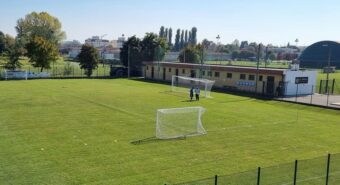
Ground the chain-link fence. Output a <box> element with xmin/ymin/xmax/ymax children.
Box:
<box><xmin>276</xmin><ymin>79</ymin><xmax>340</xmax><ymax>109</ymax></box>
<box><xmin>173</xmin><ymin>153</ymin><xmax>340</xmax><ymax>185</ymax></box>
<box><xmin>0</xmin><ymin>63</ymin><xmax>111</xmax><ymax>79</ymax></box>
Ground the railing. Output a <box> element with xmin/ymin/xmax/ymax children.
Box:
<box><xmin>173</xmin><ymin>153</ymin><xmax>340</xmax><ymax>185</ymax></box>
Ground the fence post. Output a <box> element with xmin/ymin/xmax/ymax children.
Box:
<box><xmin>331</xmin><ymin>79</ymin><xmax>335</xmax><ymax>94</ymax></box>
<box><xmin>293</xmin><ymin>160</ymin><xmax>298</xmax><ymax>185</ymax></box>
<box><xmin>257</xmin><ymin>167</ymin><xmax>261</xmax><ymax>185</ymax></box>
<box><xmin>295</xmin><ymin>84</ymin><xmax>299</xmax><ymax>102</ymax></box>
<box><xmin>310</xmin><ymin>85</ymin><xmax>314</xmax><ymax>104</ymax></box>
<box><xmin>214</xmin><ymin>175</ymin><xmax>218</xmax><ymax>185</ymax></box>
<box><xmin>326</xmin><ymin>153</ymin><xmax>331</xmax><ymax>185</ymax></box>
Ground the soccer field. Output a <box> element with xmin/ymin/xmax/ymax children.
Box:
<box><xmin>0</xmin><ymin>79</ymin><xmax>339</xmax><ymax>185</ymax></box>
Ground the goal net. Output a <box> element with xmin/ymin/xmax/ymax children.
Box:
<box><xmin>3</xmin><ymin>70</ymin><xmax>28</xmax><ymax>80</ymax></box>
<box><xmin>172</xmin><ymin>75</ymin><xmax>215</xmax><ymax>98</ymax></box>
<box><xmin>156</xmin><ymin>107</ymin><xmax>206</xmax><ymax>139</ymax></box>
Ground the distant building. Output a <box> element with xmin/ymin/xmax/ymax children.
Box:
<box><xmin>111</xmin><ymin>35</ymin><xmax>126</xmax><ymax>48</ymax></box>
<box><xmin>85</xmin><ymin>36</ymin><xmax>111</xmax><ymax>48</ymax></box>
<box><xmin>299</xmin><ymin>41</ymin><xmax>340</xmax><ymax>68</ymax></box>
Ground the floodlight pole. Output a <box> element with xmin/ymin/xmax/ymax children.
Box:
<box><xmin>326</xmin><ymin>48</ymin><xmax>332</xmax><ymax>105</ymax></box>
<box><xmin>255</xmin><ymin>44</ymin><xmax>261</xmax><ymax>94</ymax></box>
<box><xmin>200</xmin><ymin>46</ymin><xmax>204</xmax><ymax>79</ymax></box>
<box><xmin>128</xmin><ymin>45</ymin><xmax>130</xmax><ymax>79</ymax></box>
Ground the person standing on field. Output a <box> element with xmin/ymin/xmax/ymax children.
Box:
<box><xmin>195</xmin><ymin>87</ymin><xmax>200</xmax><ymax>101</ymax></box>
<box><xmin>190</xmin><ymin>87</ymin><xmax>194</xmax><ymax>101</ymax></box>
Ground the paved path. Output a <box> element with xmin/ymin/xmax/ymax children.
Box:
<box><xmin>277</xmin><ymin>94</ymin><xmax>340</xmax><ymax>109</ymax></box>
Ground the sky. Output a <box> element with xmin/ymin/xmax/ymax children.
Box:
<box><xmin>0</xmin><ymin>0</ymin><xmax>339</xmax><ymax>46</ymax></box>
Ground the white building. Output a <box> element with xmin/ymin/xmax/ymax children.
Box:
<box><xmin>85</xmin><ymin>36</ymin><xmax>111</xmax><ymax>48</ymax></box>
<box><xmin>111</xmin><ymin>35</ymin><xmax>126</xmax><ymax>48</ymax></box>
<box><xmin>283</xmin><ymin>65</ymin><xmax>317</xmax><ymax>96</ymax></box>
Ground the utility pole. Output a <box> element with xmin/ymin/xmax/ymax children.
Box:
<box><xmin>200</xmin><ymin>45</ymin><xmax>204</xmax><ymax>79</ymax></box>
<box><xmin>265</xmin><ymin>46</ymin><xmax>268</xmax><ymax>68</ymax></box>
<box><xmin>216</xmin><ymin>35</ymin><xmax>221</xmax><ymax>64</ymax></box>
<box><xmin>255</xmin><ymin>44</ymin><xmax>261</xmax><ymax>93</ymax></box>
<box><xmin>127</xmin><ymin>46</ymin><xmax>130</xmax><ymax>79</ymax></box>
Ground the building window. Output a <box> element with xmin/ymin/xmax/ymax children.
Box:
<box><xmin>208</xmin><ymin>71</ymin><xmax>212</xmax><ymax>77</ymax></box>
<box><xmin>146</xmin><ymin>66</ymin><xmax>149</xmax><ymax>70</ymax></box>
<box><xmin>202</xmin><ymin>71</ymin><xmax>205</xmax><ymax>76</ymax></box>
<box><xmin>240</xmin><ymin>74</ymin><xmax>246</xmax><ymax>80</ymax></box>
<box><xmin>227</xmin><ymin>73</ymin><xmax>232</xmax><ymax>79</ymax></box>
<box><xmin>182</xmin><ymin>69</ymin><xmax>185</xmax><ymax>74</ymax></box>
<box><xmin>295</xmin><ymin>77</ymin><xmax>308</xmax><ymax>84</ymax></box>
<box><xmin>248</xmin><ymin>75</ymin><xmax>255</xmax><ymax>81</ymax></box>
<box><xmin>215</xmin><ymin>72</ymin><xmax>220</xmax><ymax>77</ymax></box>
<box><xmin>259</xmin><ymin>75</ymin><xmax>263</xmax><ymax>81</ymax></box>
<box><xmin>168</xmin><ymin>68</ymin><xmax>171</xmax><ymax>72</ymax></box>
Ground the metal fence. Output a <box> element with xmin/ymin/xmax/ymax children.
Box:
<box><xmin>0</xmin><ymin>64</ymin><xmax>111</xmax><ymax>79</ymax></box>
<box><xmin>277</xmin><ymin>79</ymin><xmax>340</xmax><ymax>109</ymax></box>
<box><xmin>173</xmin><ymin>153</ymin><xmax>340</xmax><ymax>185</ymax></box>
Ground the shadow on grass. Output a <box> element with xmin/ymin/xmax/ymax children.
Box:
<box><xmin>130</xmin><ymin>136</ymin><xmax>186</xmax><ymax>145</ymax></box>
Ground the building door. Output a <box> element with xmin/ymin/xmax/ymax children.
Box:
<box><xmin>151</xmin><ymin>67</ymin><xmax>154</xmax><ymax>79</ymax></box>
<box><xmin>266</xmin><ymin>76</ymin><xmax>275</xmax><ymax>95</ymax></box>
<box><xmin>163</xmin><ymin>68</ymin><xmax>166</xmax><ymax>80</ymax></box>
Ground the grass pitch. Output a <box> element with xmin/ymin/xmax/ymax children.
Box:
<box><xmin>0</xmin><ymin>79</ymin><xmax>339</xmax><ymax>185</ymax></box>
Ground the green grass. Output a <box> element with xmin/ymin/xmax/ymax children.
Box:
<box><xmin>0</xmin><ymin>79</ymin><xmax>339</xmax><ymax>184</ymax></box>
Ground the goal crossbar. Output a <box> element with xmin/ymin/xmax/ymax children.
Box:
<box><xmin>156</xmin><ymin>106</ymin><xmax>206</xmax><ymax>139</ymax></box>
<box><xmin>171</xmin><ymin>75</ymin><xmax>215</xmax><ymax>98</ymax></box>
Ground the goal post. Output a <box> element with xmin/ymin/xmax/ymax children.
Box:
<box><xmin>171</xmin><ymin>75</ymin><xmax>215</xmax><ymax>98</ymax></box>
<box><xmin>3</xmin><ymin>70</ymin><xmax>28</xmax><ymax>80</ymax></box>
<box><xmin>156</xmin><ymin>106</ymin><xmax>206</xmax><ymax>139</ymax></box>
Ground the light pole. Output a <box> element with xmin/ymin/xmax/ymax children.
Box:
<box><xmin>216</xmin><ymin>35</ymin><xmax>221</xmax><ymax>64</ymax></box>
<box><xmin>322</xmin><ymin>44</ymin><xmax>332</xmax><ymax>105</ymax></box>
<box><xmin>127</xmin><ymin>45</ymin><xmax>130</xmax><ymax>79</ymax></box>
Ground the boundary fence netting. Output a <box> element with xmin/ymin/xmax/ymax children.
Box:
<box><xmin>173</xmin><ymin>153</ymin><xmax>340</xmax><ymax>185</ymax></box>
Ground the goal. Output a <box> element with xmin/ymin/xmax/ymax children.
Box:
<box><xmin>156</xmin><ymin>107</ymin><xmax>206</xmax><ymax>139</ymax></box>
<box><xmin>3</xmin><ymin>70</ymin><xmax>28</xmax><ymax>80</ymax></box>
<box><xmin>171</xmin><ymin>75</ymin><xmax>215</xmax><ymax>98</ymax></box>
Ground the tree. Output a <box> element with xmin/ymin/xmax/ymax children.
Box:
<box><xmin>238</xmin><ymin>50</ymin><xmax>256</xmax><ymax>60</ymax></box>
<box><xmin>159</xmin><ymin>26</ymin><xmax>165</xmax><ymax>37</ymax></box>
<box><xmin>180</xmin><ymin>30</ymin><xmax>184</xmax><ymax>50</ymax></box>
<box><xmin>178</xmin><ymin>45</ymin><xmax>201</xmax><ymax>63</ymax></box>
<box><xmin>77</xmin><ymin>44</ymin><xmax>99</xmax><ymax>77</ymax></box>
<box><xmin>267</xmin><ymin>51</ymin><xmax>275</xmax><ymax>61</ymax></box>
<box><xmin>184</xmin><ymin>30</ymin><xmax>188</xmax><ymax>46</ymax></box>
<box><xmin>164</xmin><ymin>28</ymin><xmax>168</xmax><ymax>41</ymax></box>
<box><xmin>16</xmin><ymin>11</ymin><xmax>66</xmax><ymax>46</ymax></box>
<box><xmin>174</xmin><ymin>29</ymin><xmax>181</xmax><ymax>51</ymax></box>
<box><xmin>141</xmin><ymin>33</ymin><xmax>168</xmax><ymax>61</ymax></box>
<box><xmin>168</xmin><ymin>28</ymin><xmax>173</xmax><ymax>47</ymax></box>
<box><xmin>231</xmin><ymin>51</ymin><xmax>239</xmax><ymax>60</ymax></box>
<box><xmin>232</xmin><ymin>39</ymin><xmax>240</xmax><ymax>47</ymax></box>
<box><xmin>25</xmin><ymin>36</ymin><xmax>58</xmax><ymax>72</ymax></box>
<box><xmin>4</xmin><ymin>45</ymin><xmax>22</xmax><ymax>70</ymax></box>
<box><xmin>190</xmin><ymin>27</ymin><xmax>197</xmax><ymax>45</ymax></box>
<box><xmin>120</xmin><ymin>36</ymin><xmax>142</xmax><ymax>76</ymax></box>
<box><xmin>240</xmin><ymin>41</ymin><xmax>248</xmax><ymax>49</ymax></box>
<box><xmin>0</xmin><ymin>31</ymin><xmax>5</xmax><ymax>55</ymax></box>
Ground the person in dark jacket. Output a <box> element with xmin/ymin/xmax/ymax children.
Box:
<box><xmin>190</xmin><ymin>87</ymin><xmax>194</xmax><ymax>101</ymax></box>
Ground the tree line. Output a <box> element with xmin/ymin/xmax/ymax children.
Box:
<box><xmin>159</xmin><ymin>26</ymin><xmax>197</xmax><ymax>51</ymax></box>
<box><xmin>0</xmin><ymin>11</ymin><xmax>100</xmax><ymax>77</ymax></box>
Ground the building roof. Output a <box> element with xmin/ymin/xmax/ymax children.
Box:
<box><xmin>299</xmin><ymin>40</ymin><xmax>340</xmax><ymax>68</ymax></box>
<box><xmin>144</xmin><ymin>62</ymin><xmax>285</xmax><ymax>75</ymax></box>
